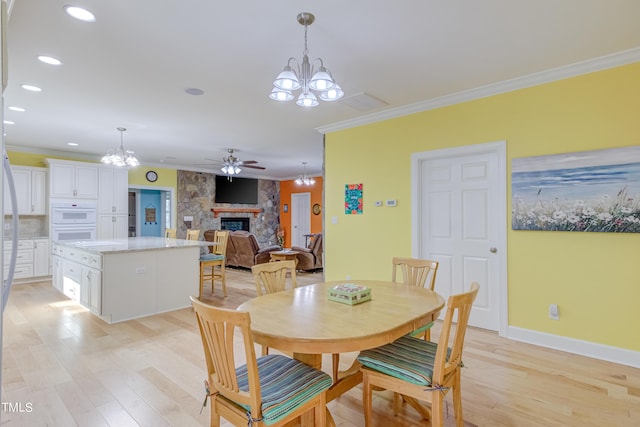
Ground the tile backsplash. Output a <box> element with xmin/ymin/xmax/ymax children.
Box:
<box><xmin>3</xmin><ymin>216</ymin><xmax>49</xmax><ymax>239</ymax></box>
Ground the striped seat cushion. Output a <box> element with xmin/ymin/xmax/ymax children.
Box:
<box><xmin>236</xmin><ymin>354</ymin><xmax>332</xmax><ymax>425</ymax></box>
<box><xmin>358</xmin><ymin>335</ymin><xmax>450</xmax><ymax>386</ymax></box>
<box><xmin>200</xmin><ymin>254</ymin><xmax>224</xmax><ymax>261</ymax></box>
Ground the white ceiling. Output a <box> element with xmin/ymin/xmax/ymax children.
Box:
<box><xmin>4</xmin><ymin>0</ymin><xmax>640</xmax><ymax>180</ymax></box>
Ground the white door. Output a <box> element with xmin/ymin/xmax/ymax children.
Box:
<box><xmin>291</xmin><ymin>193</ymin><xmax>311</xmax><ymax>248</ymax></box>
<box><xmin>412</xmin><ymin>141</ymin><xmax>507</xmax><ymax>333</ymax></box>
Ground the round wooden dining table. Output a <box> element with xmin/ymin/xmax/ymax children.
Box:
<box><xmin>237</xmin><ymin>280</ymin><xmax>445</xmax><ymax>425</ymax></box>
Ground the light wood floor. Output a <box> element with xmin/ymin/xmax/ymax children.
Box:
<box><xmin>2</xmin><ymin>269</ymin><xmax>639</xmax><ymax>426</ymax></box>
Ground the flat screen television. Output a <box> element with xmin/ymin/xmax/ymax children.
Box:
<box><xmin>214</xmin><ymin>175</ymin><xmax>258</xmax><ymax>204</ymax></box>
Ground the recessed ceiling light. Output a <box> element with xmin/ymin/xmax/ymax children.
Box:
<box><xmin>8</xmin><ymin>106</ymin><xmax>26</xmax><ymax>112</ymax></box>
<box><xmin>67</xmin><ymin>142</ymin><xmax>79</xmax><ymax>146</ymax></box>
<box><xmin>21</xmin><ymin>84</ymin><xmax>42</xmax><ymax>92</ymax></box>
<box><xmin>3</xmin><ymin>120</ymin><xmax>15</xmax><ymax>125</ymax></box>
<box><xmin>38</xmin><ymin>55</ymin><xmax>63</xmax><ymax>66</ymax></box>
<box><xmin>63</xmin><ymin>5</ymin><xmax>96</xmax><ymax>22</ymax></box>
<box><xmin>184</xmin><ymin>88</ymin><xmax>204</xmax><ymax>96</ymax></box>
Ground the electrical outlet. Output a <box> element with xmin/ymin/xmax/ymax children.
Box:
<box><xmin>548</xmin><ymin>303</ymin><xmax>559</xmax><ymax>320</ymax></box>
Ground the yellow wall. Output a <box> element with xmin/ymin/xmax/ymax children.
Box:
<box><xmin>128</xmin><ymin>167</ymin><xmax>177</xmax><ymax>188</ymax></box>
<box><xmin>324</xmin><ymin>63</ymin><xmax>640</xmax><ymax>351</ymax></box>
<box><xmin>6</xmin><ymin>152</ymin><xmax>177</xmax><ymax>189</ymax></box>
<box><xmin>6</xmin><ymin>151</ymin><xmax>79</xmax><ymax>167</ymax></box>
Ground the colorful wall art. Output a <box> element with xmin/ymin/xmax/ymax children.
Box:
<box><xmin>512</xmin><ymin>146</ymin><xmax>640</xmax><ymax>232</ymax></box>
<box><xmin>345</xmin><ymin>183</ymin><xmax>363</xmax><ymax>214</ymax></box>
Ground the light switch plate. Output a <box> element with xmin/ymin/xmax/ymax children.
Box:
<box><xmin>386</xmin><ymin>199</ymin><xmax>397</xmax><ymax>207</ymax></box>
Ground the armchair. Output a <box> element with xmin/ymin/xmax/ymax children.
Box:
<box><xmin>226</xmin><ymin>230</ymin><xmax>281</xmax><ymax>269</ymax></box>
<box><xmin>292</xmin><ymin>234</ymin><xmax>323</xmax><ymax>271</ymax></box>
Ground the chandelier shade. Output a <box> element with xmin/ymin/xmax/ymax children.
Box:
<box><xmin>269</xmin><ymin>12</ymin><xmax>343</xmax><ymax>107</ymax></box>
<box><xmin>295</xmin><ymin>162</ymin><xmax>316</xmax><ymax>186</ymax></box>
<box><xmin>101</xmin><ymin>127</ymin><xmax>139</xmax><ymax>167</ymax></box>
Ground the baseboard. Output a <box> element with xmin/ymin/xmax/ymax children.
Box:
<box><xmin>507</xmin><ymin>326</ymin><xmax>640</xmax><ymax>369</ymax></box>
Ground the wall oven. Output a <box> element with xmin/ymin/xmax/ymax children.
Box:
<box><xmin>51</xmin><ymin>226</ymin><xmax>96</xmax><ymax>242</ymax></box>
<box><xmin>51</xmin><ymin>202</ymin><xmax>97</xmax><ymax>242</ymax></box>
<box><xmin>51</xmin><ymin>203</ymin><xmax>97</xmax><ymax>225</ymax></box>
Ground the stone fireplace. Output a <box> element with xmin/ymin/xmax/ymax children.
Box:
<box><xmin>176</xmin><ymin>170</ymin><xmax>280</xmax><ymax>246</ymax></box>
<box><xmin>221</xmin><ymin>217</ymin><xmax>250</xmax><ymax>232</ymax></box>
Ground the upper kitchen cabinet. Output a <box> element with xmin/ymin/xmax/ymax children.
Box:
<box><xmin>46</xmin><ymin>159</ymin><xmax>99</xmax><ymax>200</ymax></box>
<box><xmin>3</xmin><ymin>166</ymin><xmax>47</xmax><ymax>215</ymax></box>
<box><xmin>99</xmin><ymin>167</ymin><xmax>129</xmax><ymax>215</ymax></box>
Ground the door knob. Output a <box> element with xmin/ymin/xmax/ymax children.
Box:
<box><xmin>490</xmin><ymin>247</ymin><xmax>497</xmax><ymax>253</ymax></box>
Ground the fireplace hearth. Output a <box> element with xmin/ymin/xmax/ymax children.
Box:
<box><xmin>221</xmin><ymin>217</ymin><xmax>250</xmax><ymax>232</ymax></box>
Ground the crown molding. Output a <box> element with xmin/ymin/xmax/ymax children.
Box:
<box><xmin>5</xmin><ymin>144</ymin><xmax>285</xmax><ymax>181</ymax></box>
<box><xmin>317</xmin><ymin>47</ymin><xmax>640</xmax><ymax>134</ymax></box>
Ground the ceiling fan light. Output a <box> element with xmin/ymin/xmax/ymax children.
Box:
<box><xmin>269</xmin><ymin>87</ymin><xmax>294</xmax><ymax>102</ymax></box>
<box><xmin>274</xmin><ymin>67</ymin><xmax>301</xmax><ymax>91</ymax></box>
<box><xmin>319</xmin><ymin>84</ymin><xmax>344</xmax><ymax>101</ymax></box>
<box><xmin>296</xmin><ymin>92</ymin><xmax>319</xmax><ymax>107</ymax></box>
<box><xmin>309</xmin><ymin>67</ymin><xmax>335</xmax><ymax>91</ymax></box>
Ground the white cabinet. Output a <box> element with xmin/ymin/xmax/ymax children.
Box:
<box><xmin>98</xmin><ymin>214</ymin><xmax>128</xmax><ymax>240</ymax></box>
<box><xmin>99</xmin><ymin>167</ymin><xmax>128</xmax><ymax>215</ymax></box>
<box><xmin>62</xmin><ymin>259</ymin><xmax>82</xmax><ymax>301</ymax></box>
<box><xmin>3</xmin><ymin>240</ymin><xmax>33</xmax><ymax>280</ymax></box>
<box><xmin>52</xmin><ymin>252</ymin><xmax>63</xmax><ymax>292</ymax></box>
<box><xmin>81</xmin><ymin>266</ymin><xmax>101</xmax><ymax>314</ymax></box>
<box><xmin>53</xmin><ymin>245</ymin><xmax>102</xmax><ymax>314</ymax></box>
<box><xmin>47</xmin><ymin>159</ymin><xmax>99</xmax><ymax>199</ymax></box>
<box><xmin>33</xmin><ymin>238</ymin><xmax>50</xmax><ymax>277</ymax></box>
<box><xmin>3</xmin><ymin>239</ymin><xmax>50</xmax><ymax>281</ymax></box>
<box><xmin>97</xmin><ymin>167</ymin><xmax>128</xmax><ymax>240</ymax></box>
<box><xmin>3</xmin><ymin>166</ymin><xmax>47</xmax><ymax>215</ymax></box>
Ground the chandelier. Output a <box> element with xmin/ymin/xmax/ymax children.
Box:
<box><xmin>221</xmin><ymin>151</ymin><xmax>241</xmax><ymax>180</ymax></box>
<box><xmin>295</xmin><ymin>162</ymin><xmax>316</xmax><ymax>185</ymax></box>
<box><xmin>101</xmin><ymin>127</ymin><xmax>139</xmax><ymax>167</ymax></box>
<box><xmin>269</xmin><ymin>12</ymin><xmax>344</xmax><ymax>107</ymax></box>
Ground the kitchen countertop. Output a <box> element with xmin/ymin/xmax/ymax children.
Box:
<box><xmin>53</xmin><ymin>237</ymin><xmax>212</xmax><ymax>254</ymax></box>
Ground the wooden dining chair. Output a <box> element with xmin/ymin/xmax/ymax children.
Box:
<box><xmin>199</xmin><ymin>230</ymin><xmax>230</xmax><ymax>298</ymax></box>
<box><xmin>251</xmin><ymin>260</ymin><xmax>297</xmax><ymax>296</ymax></box>
<box><xmin>190</xmin><ymin>297</ymin><xmax>331</xmax><ymax>427</ymax></box>
<box><xmin>164</xmin><ymin>228</ymin><xmax>177</xmax><ymax>238</ymax></box>
<box><xmin>186</xmin><ymin>229</ymin><xmax>200</xmax><ymax>240</ymax></box>
<box><xmin>392</xmin><ymin>257</ymin><xmax>439</xmax><ymax>289</ymax></box>
<box><xmin>251</xmin><ymin>260</ymin><xmax>297</xmax><ymax>356</ymax></box>
<box><xmin>330</xmin><ymin>257</ymin><xmax>440</xmax><ymax>382</ymax></box>
<box><xmin>392</xmin><ymin>257</ymin><xmax>439</xmax><ymax>340</ymax></box>
<box><xmin>358</xmin><ymin>282</ymin><xmax>479</xmax><ymax>427</ymax></box>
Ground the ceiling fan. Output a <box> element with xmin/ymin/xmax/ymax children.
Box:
<box><xmin>198</xmin><ymin>148</ymin><xmax>265</xmax><ymax>179</ymax></box>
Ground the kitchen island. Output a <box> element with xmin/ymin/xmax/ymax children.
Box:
<box><xmin>52</xmin><ymin>237</ymin><xmax>211</xmax><ymax>323</ymax></box>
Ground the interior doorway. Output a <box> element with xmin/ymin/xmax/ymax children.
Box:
<box><xmin>290</xmin><ymin>192</ymin><xmax>311</xmax><ymax>248</ymax></box>
<box><xmin>411</xmin><ymin>141</ymin><xmax>507</xmax><ymax>335</ymax></box>
<box><xmin>128</xmin><ymin>186</ymin><xmax>175</xmax><ymax>237</ymax></box>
